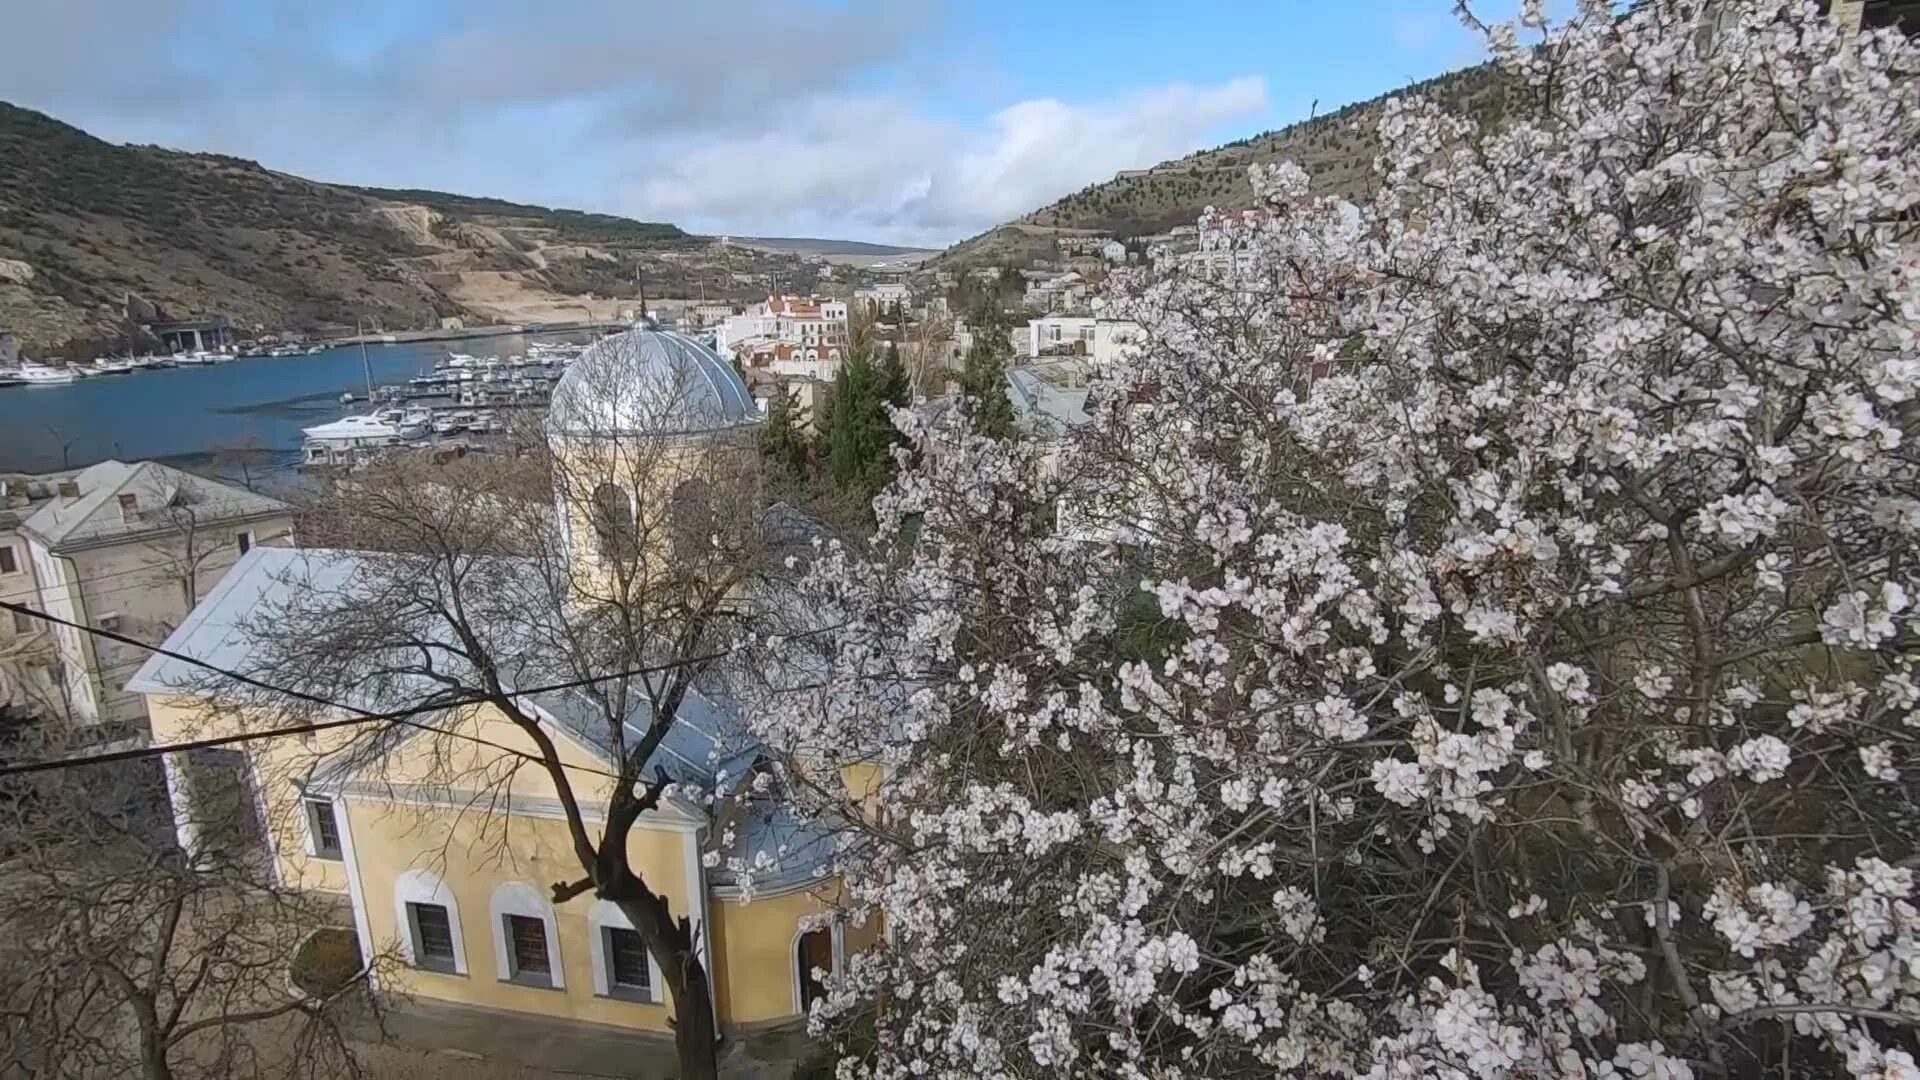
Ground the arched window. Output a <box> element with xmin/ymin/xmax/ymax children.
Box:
<box><xmin>793</xmin><ymin>922</ymin><xmax>842</xmax><ymax>1015</ymax></box>
<box><xmin>587</xmin><ymin>899</ymin><xmax>664</xmax><ymax>1003</ymax></box>
<box><xmin>489</xmin><ymin>881</ymin><xmax>564</xmax><ymax>989</ymax></box>
<box><xmin>668</xmin><ymin>478</ymin><xmax>716</xmax><ymax>563</ymax></box>
<box><xmin>589</xmin><ymin>482</ymin><xmax>637</xmax><ymax>562</ymax></box>
<box><xmin>395</xmin><ymin>869</ymin><xmax>467</xmax><ymax>975</ymax></box>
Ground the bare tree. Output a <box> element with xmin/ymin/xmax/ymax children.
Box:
<box><xmin>196</xmin><ymin>334</ymin><xmax>784</xmax><ymax>1079</ymax></box>
<box><xmin>0</xmin><ymin>725</ymin><xmax>379</xmax><ymax>1080</ymax></box>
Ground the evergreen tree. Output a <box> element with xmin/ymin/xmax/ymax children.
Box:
<box><xmin>878</xmin><ymin>339</ymin><xmax>910</xmax><ymax>410</ymax></box>
<box><xmin>759</xmin><ymin>383</ymin><xmax>811</xmax><ymax>480</ymax></box>
<box><xmin>957</xmin><ymin>313</ymin><xmax>1016</xmax><ymax>440</ymax></box>
<box><xmin>821</xmin><ymin>351</ymin><xmax>895</xmax><ymax>503</ymax></box>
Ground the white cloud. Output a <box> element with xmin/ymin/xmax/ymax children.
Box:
<box><xmin>621</xmin><ymin>77</ymin><xmax>1268</xmax><ymax>247</ymax></box>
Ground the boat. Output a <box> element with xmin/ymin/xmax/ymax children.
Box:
<box><xmin>307</xmin><ymin>344</ymin><xmax>327</xmax><ymax>355</ymax></box>
<box><xmin>340</xmin><ymin>392</ymin><xmax>357</xmax><ymax>404</ymax></box>
<box><xmin>15</xmin><ymin>361</ymin><xmax>79</xmax><ymax>385</ymax></box>
<box><xmin>432</xmin><ymin>415</ymin><xmax>466</xmax><ymax>436</ymax></box>
<box><xmin>300</xmin><ymin>409</ymin><xmax>430</xmax><ymax>467</ymax></box>
<box><xmin>91</xmin><ymin>357</ymin><xmax>137</xmax><ymax>375</ymax></box>
<box><xmin>173</xmin><ymin>352</ymin><xmax>214</xmax><ymax>366</ymax></box>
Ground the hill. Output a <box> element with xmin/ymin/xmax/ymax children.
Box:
<box><xmin>935</xmin><ymin>62</ymin><xmax>1508</xmax><ymax>270</ymax></box>
<box><xmin>732</xmin><ymin>237</ymin><xmax>934</xmax><ymax>257</ymax></box>
<box><xmin>0</xmin><ymin>103</ymin><xmax>810</xmax><ymax>357</ymax></box>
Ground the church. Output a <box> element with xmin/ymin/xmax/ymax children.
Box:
<box><xmin>129</xmin><ymin>326</ymin><xmax>870</xmax><ymax>1039</ymax></box>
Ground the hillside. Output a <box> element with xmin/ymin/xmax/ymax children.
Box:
<box><xmin>936</xmin><ymin>62</ymin><xmax>1508</xmax><ymax>269</ymax></box>
<box><xmin>733</xmin><ymin>237</ymin><xmax>933</xmax><ymax>257</ymax></box>
<box><xmin>0</xmin><ymin>103</ymin><xmax>807</xmax><ymax>356</ymax></box>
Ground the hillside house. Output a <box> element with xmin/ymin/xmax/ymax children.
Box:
<box><xmin>0</xmin><ymin>461</ymin><xmax>290</xmax><ymax>725</ymax></box>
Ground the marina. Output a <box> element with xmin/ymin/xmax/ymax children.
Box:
<box><xmin>0</xmin><ymin>332</ymin><xmax>598</xmax><ymax>476</ymax></box>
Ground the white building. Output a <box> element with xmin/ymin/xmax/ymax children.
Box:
<box><xmin>714</xmin><ymin>295</ymin><xmax>850</xmax><ymax>379</ymax></box>
<box><xmin>853</xmin><ymin>283</ymin><xmax>911</xmax><ymax>313</ymax></box>
<box><xmin>1027</xmin><ymin>316</ymin><xmax>1096</xmax><ymax>357</ymax></box>
<box><xmin>0</xmin><ymin>461</ymin><xmax>291</xmax><ymax>725</ymax></box>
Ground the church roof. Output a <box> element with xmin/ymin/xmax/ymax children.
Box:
<box><xmin>547</xmin><ymin>327</ymin><xmax>760</xmax><ymax>438</ymax></box>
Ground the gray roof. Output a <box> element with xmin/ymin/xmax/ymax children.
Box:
<box><xmin>127</xmin><ymin>546</ymin><xmax>362</xmax><ymax>696</ymax></box>
<box><xmin>1006</xmin><ymin>367</ymin><xmax>1091</xmax><ymax>438</ymax></box>
<box><xmin>127</xmin><ymin>545</ymin><xmax>838</xmax><ymax>890</ymax></box>
<box><xmin>547</xmin><ymin>327</ymin><xmax>760</xmax><ymax>438</ymax></box>
<box><xmin>19</xmin><ymin>460</ymin><xmax>287</xmax><ymax>551</ymax></box>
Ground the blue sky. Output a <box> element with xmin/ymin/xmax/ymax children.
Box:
<box><xmin>2</xmin><ymin>1</ymin><xmax>1534</xmax><ymax>247</ymax></box>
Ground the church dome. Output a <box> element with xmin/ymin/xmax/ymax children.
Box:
<box><xmin>546</xmin><ymin>328</ymin><xmax>759</xmax><ymax>438</ymax></box>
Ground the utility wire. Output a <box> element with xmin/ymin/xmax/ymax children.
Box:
<box><xmin>0</xmin><ymin>597</ymin><xmax>730</xmax><ymax>779</ymax></box>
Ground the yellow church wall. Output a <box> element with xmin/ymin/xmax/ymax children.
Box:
<box><xmin>366</xmin><ymin>701</ymin><xmax>616</xmax><ymax>805</ymax></box>
<box><xmin>709</xmin><ymin>884</ymin><xmax>880</xmax><ymax>1028</ymax></box>
<box><xmin>146</xmin><ymin>695</ymin><xmax>350</xmax><ymax>894</ymax></box>
<box><xmin>342</xmin><ymin>795</ymin><xmax>700</xmax><ymax>1032</ymax></box>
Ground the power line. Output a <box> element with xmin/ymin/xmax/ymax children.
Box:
<box><xmin>0</xmin><ymin>597</ymin><xmax>731</xmax><ymax>780</ymax></box>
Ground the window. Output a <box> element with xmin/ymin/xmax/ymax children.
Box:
<box><xmin>10</xmin><ymin>610</ymin><xmax>32</xmax><ymax>635</ymax></box>
<box><xmin>0</xmin><ymin>545</ymin><xmax>17</xmax><ymax>574</ymax></box>
<box><xmin>97</xmin><ymin>613</ymin><xmax>122</xmax><ymax>632</ymax></box>
<box><xmin>489</xmin><ymin>882</ymin><xmax>564</xmax><ymax>989</ymax></box>
<box><xmin>304</xmin><ymin>798</ymin><xmax>341</xmax><ymax>860</ymax></box>
<box><xmin>589</xmin><ymin>483</ymin><xmax>637</xmax><ymax>562</ymax></box>
<box><xmin>605</xmin><ymin>927</ymin><xmax>651</xmax><ymax>998</ymax></box>
<box><xmin>409</xmin><ymin>903</ymin><xmax>458</xmax><ymax>972</ymax></box>
<box><xmin>396</xmin><ymin>869</ymin><xmax>466</xmax><ymax>974</ymax></box>
<box><xmin>505</xmin><ymin>914</ymin><xmax>552</xmax><ymax>984</ymax></box>
<box><xmin>236</xmin><ymin>530</ymin><xmax>254</xmax><ymax>555</ymax></box>
<box><xmin>587</xmin><ymin>899</ymin><xmax>658</xmax><ymax>1002</ymax></box>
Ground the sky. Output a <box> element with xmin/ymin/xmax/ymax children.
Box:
<box><xmin>1</xmin><ymin>1</ymin><xmax>1542</xmax><ymax>248</ymax></box>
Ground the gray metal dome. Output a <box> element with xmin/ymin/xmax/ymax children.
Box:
<box><xmin>546</xmin><ymin>328</ymin><xmax>758</xmax><ymax>438</ymax></box>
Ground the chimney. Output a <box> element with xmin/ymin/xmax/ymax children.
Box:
<box><xmin>117</xmin><ymin>492</ymin><xmax>139</xmax><ymax>522</ymax></box>
<box><xmin>1</xmin><ymin>481</ymin><xmax>24</xmax><ymax>509</ymax></box>
<box><xmin>57</xmin><ymin>480</ymin><xmax>79</xmax><ymax>501</ymax></box>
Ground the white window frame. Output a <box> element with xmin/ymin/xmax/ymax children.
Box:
<box><xmin>489</xmin><ymin>881</ymin><xmax>564</xmax><ymax>989</ymax></box>
<box><xmin>587</xmin><ymin>899</ymin><xmax>664</xmax><ymax>1004</ymax></box>
<box><xmin>301</xmin><ymin>796</ymin><xmax>342</xmax><ymax>860</ymax></box>
<box><xmin>394</xmin><ymin>868</ymin><xmax>467</xmax><ymax>975</ymax></box>
<box><xmin>790</xmin><ymin>918</ymin><xmax>847</xmax><ymax>1017</ymax></box>
<box><xmin>235</xmin><ymin>529</ymin><xmax>255</xmax><ymax>555</ymax></box>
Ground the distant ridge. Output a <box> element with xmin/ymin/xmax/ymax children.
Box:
<box><xmin>0</xmin><ymin>102</ymin><xmax>814</xmax><ymax>355</ymax></box>
<box><xmin>933</xmin><ymin>61</ymin><xmax>1508</xmax><ymax>269</ymax></box>
<box><xmin>731</xmin><ymin>236</ymin><xmax>936</xmax><ymax>257</ymax></box>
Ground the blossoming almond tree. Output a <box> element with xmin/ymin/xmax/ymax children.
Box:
<box><xmin>748</xmin><ymin>2</ymin><xmax>1920</xmax><ymax>1077</ymax></box>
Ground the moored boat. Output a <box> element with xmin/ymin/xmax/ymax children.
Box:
<box><xmin>15</xmin><ymin>361</ymin><xmax>79</xmax><ymax>385</ymax></box>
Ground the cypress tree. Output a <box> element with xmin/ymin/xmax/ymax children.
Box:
<box><xmin>759</xmin><ymin>383</ymin><xmax>810</xmax><ymax>480</ymax></box>
<box><xmin>958</xmin><ymin>335</ymin><xmax>1015</xmax><ymax>440</ymax></box>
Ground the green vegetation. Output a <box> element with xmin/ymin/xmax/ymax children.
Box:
<box><xmin>957</xmin><ymin>328</ymin><xmax>1015</xmax><ymax>440</ymax></box>
<box><xmin>759</xmin><ymin>383</ymin><xmax>811</xmax><ymax>480</ymax></box>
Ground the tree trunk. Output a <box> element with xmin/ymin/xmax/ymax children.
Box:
<box><xmin>614</xmin><ymin>892</ymin><xmax>718</xmax><ymax>1080</ymax></box>
<box><xmin>670</xmin><ymin>958</ymin><xmax>721</xmax><ymax>1080</ymax></box>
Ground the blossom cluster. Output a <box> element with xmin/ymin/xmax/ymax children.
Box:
<box><xmin>742</xmin><ymin>3</ymin><xmax>1920</xmax><ymax>1077</ymax></box>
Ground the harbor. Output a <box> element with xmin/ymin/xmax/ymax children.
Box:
<box><xmin>0</xmin><ymin>331</ymin><xmax>602</xmax><ymax>478</ymax></box>
<box><xmin>300</xmin><ymin>339</ymin><xmax>589</xmax><ymax>468</ymax></box>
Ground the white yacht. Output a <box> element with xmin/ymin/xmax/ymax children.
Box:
<box><xmin>300</xmin><ymin>409</ymin><xmax>430</xmax><ymax>467</ymax></box>
<box><xmin>15</xmin><ymin>361</ymin><xmax>79</xmax><ymax>385</ymax></box>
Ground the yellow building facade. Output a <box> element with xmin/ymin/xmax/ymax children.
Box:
<box><xmin>132</xmin><ymin>327</ymin><xmax>864</xmax><ymax>1039</ymax></box>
